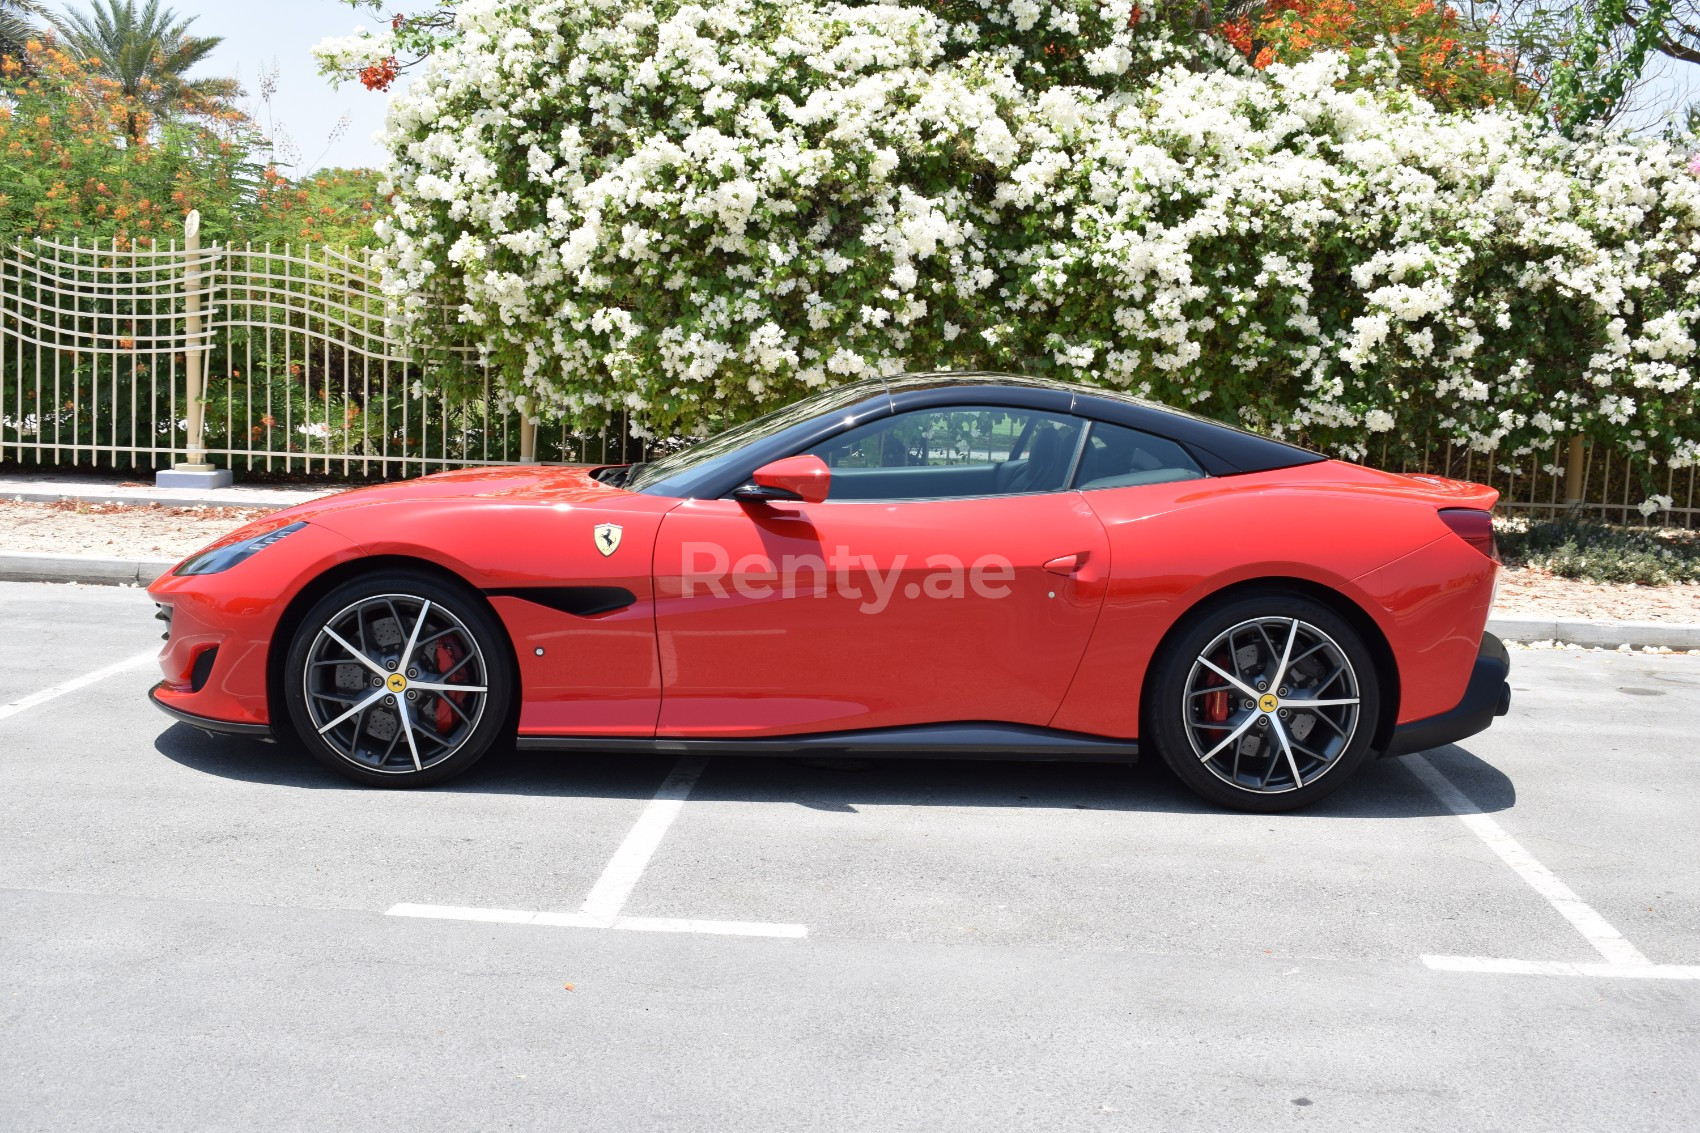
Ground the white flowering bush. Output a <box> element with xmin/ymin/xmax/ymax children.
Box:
<box><xmin>358</xmin><ymin>0</ymin><xmax>1700</xmax><ymax>481</ymax></box>
<box><xmin>311</xmin><ymin>26</ymin><xmax>395</xmax><ymax>76</ymax></box>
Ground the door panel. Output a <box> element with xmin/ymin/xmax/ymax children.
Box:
<box><xmin>651</xmin><ymin>493</ymin><xmax>1111</xmax><ymax>736</ymax></box>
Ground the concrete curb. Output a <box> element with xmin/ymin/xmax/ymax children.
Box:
<box><xmin>1</xmin><ymin>486</ymin><xmax>325</xmax><ymax>510</ymax></box>
<box><xmin>0</xmin><ymin>551</ymin><xmax>174</xmax><ymax>586</ymax></box>
<box><xmin>1486</xmin><ymin>616</ymin><xmax>1700</xmax><ymax>651</ymax></box>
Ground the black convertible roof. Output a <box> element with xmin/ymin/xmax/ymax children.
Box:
<box><xmin>629</xmin><ymin>371</ymin><xmax>1324</xmax><ymax>499</ymax></box>
<box><xmin>876</xmin><ymin>372</ymin><xmax>1324</xmax><ymax>477</ymax></box>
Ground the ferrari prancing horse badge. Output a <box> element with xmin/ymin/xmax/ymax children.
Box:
<box><xmin>593</xmin><ymin>523</ymin><xmax>623</xmax><ymax>556</ymax></box>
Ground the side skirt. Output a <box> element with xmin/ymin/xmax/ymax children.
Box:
<box><xmin>515</xmin><ymin>722</ymin><xmax>1139</xmax><ymax>762</ymax></box>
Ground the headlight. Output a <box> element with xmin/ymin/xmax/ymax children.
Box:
<box><xmin>174</xmin><ymin>521</ymin><xmax>308</xmax><ymax>577</ymax></box>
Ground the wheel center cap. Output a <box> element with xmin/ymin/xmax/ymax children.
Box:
<box><xmin>1258</xmin><ymin>692</ymin><xmax>1279</xmax><ymax>713</ymax></box>
<box><xmin>386</xmin><ymin>673</ymin><xmax>408</xmax><ymax>693</ymax></box>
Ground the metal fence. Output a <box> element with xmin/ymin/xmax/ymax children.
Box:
<box><xmin>0</xmin><ymin>213</ymin><xmax>641</xmax><ymax>479</ymax></box>
<box><xmin>0</xmin><ymin>215</ymin><xmax>1692</xmax><ymax>524</ymax></box>
<box><xmin>1375</xmin><ymin>436</ymin><xmax>1700</xmax><ymax>527</ymax></box>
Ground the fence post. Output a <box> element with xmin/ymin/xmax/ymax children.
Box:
<box><xmin>1564</xmin><ymin>436</ymin><xmax>1585</xmax><ymax>510</ymax></box>
<box><xmin>519</xmin><ymin>417</ymin><xmax>538</xmax><ymax>463</ymax></box>
<box><xmin>156</xmin><ymin>211</ymin><xmax>231</xmax><ymax>489</ymax></box>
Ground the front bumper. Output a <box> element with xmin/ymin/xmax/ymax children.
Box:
<box><xmin>147</xmin><ymin>519</ymin><xmax>362</xmax><ymax>730</ymax></box>
<box><xmin>1382</xmin><ymin>632</ymin><xmax>1511</xmax><ymax>757</ymax></box>
<box><xmin>149</xmin><ymin>682</ymin><xmax>274</xmax><ymax>740</ymax></box>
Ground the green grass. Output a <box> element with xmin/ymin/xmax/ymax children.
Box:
<box><xmin>1495</xmin><ymin>519</ymin><xmax>1700</xmax><ymax>585</ymax></box>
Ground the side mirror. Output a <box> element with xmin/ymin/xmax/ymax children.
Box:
<box><xmin>734</xmin><ymin>455</ymin><xmax>831</xmax><ymax>504</ymax></box>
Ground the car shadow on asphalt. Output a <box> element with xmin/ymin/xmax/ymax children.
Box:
<box><xmin>153</xmin><ymin>724</ymin><xmax>1513</xmax><ymax>819</ymax></box>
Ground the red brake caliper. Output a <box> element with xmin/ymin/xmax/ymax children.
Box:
<box><xmin>434</xmin><ymin>639</ymin><xmax>465</xmax><ymax>732</ymax></box>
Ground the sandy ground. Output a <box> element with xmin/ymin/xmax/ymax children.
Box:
<box><xmin>1493</xmin><ymin>567</ymin><xmax>1700</xmax><ymax>623</ymax></box>
<box><xmin>0</xmin><ymin>500</ymin><xmax>272</xmax><ymax>560</ymax></box>
<box><xmin>1</xmin><ymin>499</ymin><xmax>1698</xmax><ymax>624</ymax></box>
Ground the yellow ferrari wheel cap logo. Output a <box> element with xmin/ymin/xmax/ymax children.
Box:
<box><xmin>386</xmin><ymin>673</ymin><xmax>408</xmax><ymax>693</ymax></box>
<box><xmin>594</xmin><ymin>523</ymin><xmax>623</xmax><ymax>556</ymax></box>
<box><xmin>1258</xmin><ymin>693</ymin><xmax>1279</xmax><ymax>713</ymax></box>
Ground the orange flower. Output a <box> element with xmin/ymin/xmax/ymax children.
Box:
<box><xmin>1214</xmin><ymin>0</ymin><xmax>1521</xmax><ymax>107</ymax></box>
<box><xmin>359</xmin><ymin>56</ymin><xmax>400</xmax><ymax>93</ymax></box>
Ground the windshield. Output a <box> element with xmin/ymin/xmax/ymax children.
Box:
<box><xmin>625</xmin><ymin>378</ymin><xmax>887</xmax><ymax>494</ymax></box>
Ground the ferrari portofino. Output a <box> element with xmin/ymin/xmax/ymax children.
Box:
<box><xmin>148</xmin><ymin>374</ymin><xmax>1510</xmax><ymax>811</ymax></box>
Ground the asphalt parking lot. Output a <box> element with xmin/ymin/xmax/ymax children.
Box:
<box><xmin>2</xmin><ymin>579</ymin><xmax>1698</xmax><ymax>1130</ymax></box>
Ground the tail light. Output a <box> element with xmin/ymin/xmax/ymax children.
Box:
<box><xmin>1439</xmin><ymin>508</ymin><xmax>1497</xmax><ymax>561</ymax></box>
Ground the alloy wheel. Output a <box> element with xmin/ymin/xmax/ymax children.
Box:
<box><xmin>1182</xmin><ymin>616</ymin><xmax>1361</xmax><ymax>794</ymax></box>
<box><xmin>301</xmin><ymin>593</ymin><xmax>490</xmax><ymax>774</ymax></box>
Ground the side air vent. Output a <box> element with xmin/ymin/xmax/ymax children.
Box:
<box><xmin>189</xmin><ymin>647</ymin><xmax>218</xmax><ymax>693</ymax></box>
<box><xmin>486</xmin><ymin>586</ymin><xmax>638</xmax><ymax>617</ymax></box>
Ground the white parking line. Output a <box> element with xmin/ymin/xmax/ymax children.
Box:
<box><xmin>1422</xmin><ymin>956</ymin><xmax>1700</xmax><ymax>979</ymax></box>
<box><xmin>578</xmin><ymin>756</ymin><xmax>709</xmax><ymax>923</ymax></box>
<box><xmin>386</xmin><ymin>756</ymin><xmax>808</xmax><ymax>939</ymax></box>
<box><xmin>387</xmin><ymin>904</ymin><xmax>806</xmax><ymax>938</ymax></box>
<box><xmin>0</xmin><ymin>651</ymin><xmax>156</xmax><ymax>722</ymax></box>
<box><xmin>1403</xmin><ymin>754</ymin><xmax>1699</xmax><ymax>978</ymax></box>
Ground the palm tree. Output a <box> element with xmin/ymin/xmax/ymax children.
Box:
<box><xmin>0</xmin><ymin>0</ymin><xmax>49</xmax><ymax>62</ymax></box>
<box><xmin>53</xmin><ymin>0</ymin><xmax>241</xmax><ymax>141</ymax></box>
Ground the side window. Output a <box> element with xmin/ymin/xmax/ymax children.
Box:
<box><xmin>808</xmin><ymin>407</ymin><xmax>1084</xmax><ymax>500</ymax></box>
<box><xmin>1072</xmin><ymin>422</ymin><xmax>1205</xmax><ymax>490</ymax></box>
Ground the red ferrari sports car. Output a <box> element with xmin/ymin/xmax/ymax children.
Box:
<box><xmin>148</xmin><ymin>373</ymin><xmax>1510</xmax><ymax>812</ymax></box>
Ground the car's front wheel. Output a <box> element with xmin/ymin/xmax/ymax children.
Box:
<box><xmin>1146</xmin><ymin>591</ymin><xmax>1381</xmax><ymax>812</ymax></box>
<box><xmin>283</xmin><ymin>570</ymin><xmax>514</xmax><ymax>787</ymax></box>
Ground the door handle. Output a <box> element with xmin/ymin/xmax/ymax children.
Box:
<box><xmin>1043</xmin><ymin>552</ymin><xmax>1087</xmax><ymax>576</ymax></box>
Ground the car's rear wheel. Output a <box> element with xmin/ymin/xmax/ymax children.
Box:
<box><xmin>1146</xmin><ymin>591</ymin><xmax>1381</xmax><ymax>813</ymax></box>
<box><xmin>283</xmin><ymin>570</ymin><xmax>514</xmax><ymax>787</ymax></box>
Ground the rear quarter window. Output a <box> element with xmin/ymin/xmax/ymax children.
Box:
<box><xmin>1073</xmin><ymin>422</ymin><xmax>1206</xmax><ymax>490</ymax></box>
